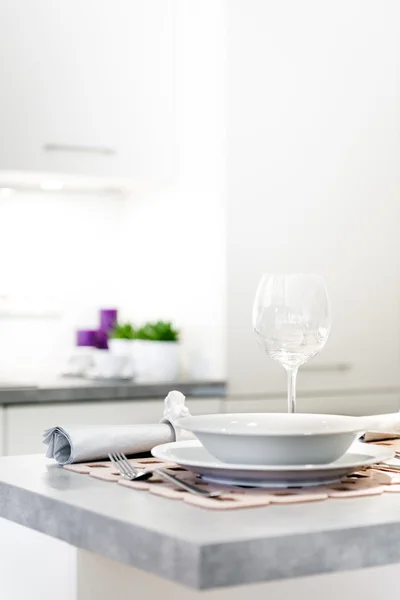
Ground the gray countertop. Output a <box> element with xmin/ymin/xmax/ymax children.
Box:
<box><xmin>0</xmin><ymin>378</ymin><xmax>226</xmax><ymax>405</ymax></box>
<box><xmin>1</xmin><ymin>455</ymin><xmax>400</xmax><ymax>589</ymax></box>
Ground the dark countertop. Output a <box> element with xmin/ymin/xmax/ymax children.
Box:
<box><xmin>0</xmin><ymin>378</ymin><xmax>226</xmax><ymax>406</ymax></box>
<box><xmin>1</xmin><ymin>454</ymin><xmax>400</xmax><ymax>589</ymax></box>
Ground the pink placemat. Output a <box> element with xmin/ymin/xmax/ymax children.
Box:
<box><xmin>64</xmin><ymin>441</ymin><xmax>400</xmax><ymax>510</ymax></box>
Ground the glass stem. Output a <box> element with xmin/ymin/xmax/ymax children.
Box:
<box><xmin>286</xmin><ymin>367</ymin><xmax>298</xmax><ymax>413</ymax></box>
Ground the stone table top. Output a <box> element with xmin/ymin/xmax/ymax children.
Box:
<box><xmin>0</xmin><ymin>455</ymin><xmax>400</xmax><ymax>589</ymax></box>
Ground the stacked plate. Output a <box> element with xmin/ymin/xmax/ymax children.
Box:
<box><xmin>152</xmin><ymin>413</ymin><xmax>395</xmax><ymax>488</ymax></box>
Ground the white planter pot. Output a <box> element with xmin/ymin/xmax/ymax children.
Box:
<box><xmin>108</xmin><ymin>338</ymin><xmax>133</xmax><ymax>357</ymax></box>
<box><xmin>90</xmin><ymin>349</ymin><xmax>131</xmax><ymax>379</ymax></box>
<box><xmin>108</xmin><ymin>339</ymin><xmax>135</xmax><ymax>378</ymax></box>
<box><xmin>132</xmin><ymin>340</ymin><xmax>180</xmax><ymax>383</ymax></box>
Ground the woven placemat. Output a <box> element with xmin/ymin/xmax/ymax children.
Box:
<box><xmin>63</xmin><ymin>440</ymin><xmax>400</xmax><ymax>510</ymax></box>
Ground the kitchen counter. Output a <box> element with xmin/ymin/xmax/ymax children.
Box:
<box><xmin>0</xmin><ymin>378</ymin><xmax>226</xmax><ymax>405</ymax></box>
<box><xmin>1</xmin><ymin>454</ymin><xmax>400</xmax><ymax>591</ymax></box>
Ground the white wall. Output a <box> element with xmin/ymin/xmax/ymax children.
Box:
<box><xmin>0</xmin><ymin>187</ymin><xmax>225</xmax><ymax>381</ymax></box>
<box><xmin>118</xmin><ymin>186</ymin><xmax>225</xmax><ymax>380</ymax></box>
<box><xmin>227</xmin><ymin>0</ymin><xmax>400</xmax><ymax>398</ymax></box>
<box><xmin>0</xmin><ymin>190</ymin><xmax>124</xmax><ymax>378</ymax></box>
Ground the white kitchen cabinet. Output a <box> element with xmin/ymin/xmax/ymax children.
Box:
<box><xmin>0</xmin><ymin>520</ymin><xmax>76</xmax><ymax>600</ymax></box>
<box><xmin>186</xmin><ymin>398</ymin><xmax>224</xmax><ymax>415</ymax></box>
<box><xmin>0</xmin><ymin>1</ymin><xmax>177</xmax><ymax>182</ymax></box>
<box><xmin>0</xmin><ymin>407</ymin><xmax>4</xmax><ymax>455</ymax></box>
<box><xmin>225</xmin><ymin>393</ymin><xmax>400</xmax><ymax>417</ymax></box>
<box><xmin>227</xmin><ymin>1</ymin><xmax>400</xmax><ymax>397</ymax></box>
<box><xmin>5</xmin><ymin>398</ymin><xmax>223</xmax><ymax>456</ymax></box>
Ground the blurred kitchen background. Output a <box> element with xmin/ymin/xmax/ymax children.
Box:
<box><xmin>0</xmin><ymin>0</ymin><xmax>399</xmax><ymax>456</ymax></box>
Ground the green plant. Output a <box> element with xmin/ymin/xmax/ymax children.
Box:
<box><xmin>136</xmin><ymin>321</ymin><xmax>180</xmax><ymax>342</ymax></box>
<box><xmin>109</xmin><ymin>322</ymin><xmax>136</xmax><ymax>340</ymax></box>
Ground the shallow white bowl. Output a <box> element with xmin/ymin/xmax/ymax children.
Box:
<box><xmin>175</xmin><ymin>413</ymin><xmax>364</xmax><ymax>465</ymax></box>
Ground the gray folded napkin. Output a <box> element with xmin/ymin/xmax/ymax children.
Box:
<box><xmin>360</xmin><ymin>412</ymin><xmax>400</xmax><ymax>442</ymax></box>
<box><xmin>43</xmin><ymin>423</ymin><xmax>175</xmax><ymax>465</ymax></box>
<box><xmin>44</xmin><ymin>390</ymin><xmax>194</xmax><ymax>465</ymax></box>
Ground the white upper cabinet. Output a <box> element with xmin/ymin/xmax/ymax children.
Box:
<box><xmin>0</xmin><ymin>1</ymin><xmax>177</xmax><ymax>182</ymax></box>
<box><xmin>227</xmin><ymin>1</ymin><xmax>400</xmax><ymax>396</ymax></box>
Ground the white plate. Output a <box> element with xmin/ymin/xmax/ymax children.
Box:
<box><xmin>151</xmin><ymin>440</ymin><xmax>395</xmax><ymax>488</ymax></box>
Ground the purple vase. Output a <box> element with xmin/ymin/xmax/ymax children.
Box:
<box><xmin>76</xmin><ymin>329</ymin><xmax>98</xmax><ymax>347</ymax></box>
<box><xmin>95</xmin><ymin>329</ymin><xmax>109</xmax><ymax>350</ymax></box>
<box><xmin>99</xmin><ymin>309</ymin><xmax>118</xmax><ymax>334</ymax></box>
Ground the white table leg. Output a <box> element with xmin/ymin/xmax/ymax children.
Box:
<box><xmin>76</xmin><ymin>548</ymin><xmax>400</xmax><ymax>600</ymax></box>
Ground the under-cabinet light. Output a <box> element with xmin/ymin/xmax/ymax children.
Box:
<box><xmin>0</xmin><ymin>188</ymin><xmax>15</xmax><ymax>198</ymax></box>
<box><xmin>40</xmin><ymin>180</ymin><xmax>64</xmax><ymax>191</ymax></box>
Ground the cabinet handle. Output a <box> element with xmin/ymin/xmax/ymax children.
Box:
<box><xmin>302</xmin><ymin>362</ymin><xmax>353</xmax><ymax>373</ymax></box>
<box><xmin>44</xmin><ymin>144</ymin><xmax>116</xmax><ymax>156</ymax></box>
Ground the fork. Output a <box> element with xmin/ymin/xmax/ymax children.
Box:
<box><xmin>108</xmin><ymin>452</ymin><xmax>223</xmax><ymax>498</ymax></box>
<box><xmin>372</xmin><ymin>461</ymin><xmax>400</xmax><ymax>472</ymax></box>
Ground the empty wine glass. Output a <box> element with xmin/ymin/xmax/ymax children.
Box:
<box><xmin>252</xmin><ymin>273</ymin><xmax>331</xmax><ymax>413</ymax></box>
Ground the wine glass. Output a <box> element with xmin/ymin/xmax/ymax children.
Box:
<box><xmin>252</xmin><ymin>273</ymin><xmax>331</xmax><ymax>413</ymax></box>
